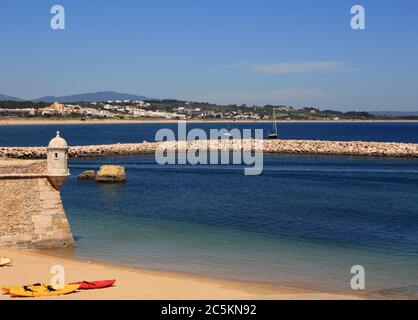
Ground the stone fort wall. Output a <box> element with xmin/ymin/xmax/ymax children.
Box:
<box><xmin>0</xmin><ymin>159</ymin><xmax>74</xmax><ymax>248</ymax></box>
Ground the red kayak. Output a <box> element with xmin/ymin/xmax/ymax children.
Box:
<box><xmin>70</xmin><ymin>280</ymin><xmax>116</xmax><ymax>290</ymax></box>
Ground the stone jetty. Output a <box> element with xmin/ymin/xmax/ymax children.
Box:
<box><xmin>1</xmin><ymin>139</ymin><xmax>418</xmax><ymax>159</ymax></box>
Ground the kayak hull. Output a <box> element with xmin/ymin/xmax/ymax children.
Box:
<box><xmin>70</xmin><ymin>279</ymin><xmax>116</xmax><ymax>290</ymax></box>
<box><xmin>7</xmin><ymin>284</ymin><xmax>80</xmax><ymax>297</ymax></box>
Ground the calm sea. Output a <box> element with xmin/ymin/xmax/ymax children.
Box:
<box><xmin>1</xmin><ymin>121</ymin><xmax>418</xmax><ymax>146</ymax></box>
<box><xmin>1</xmin><ymin>122</ymin><xmax>418</xmax><ymax>297</ymax></box>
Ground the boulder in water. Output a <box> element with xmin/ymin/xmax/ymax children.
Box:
<box><xmin>77</xmin><ymin>170</ymin><xmax>97</xmax><ymax>181</ymax></box>
<box><xmin>95</xmin><ymin>165</ymin><xmax>126</xmax><ymax>183</ymax></box>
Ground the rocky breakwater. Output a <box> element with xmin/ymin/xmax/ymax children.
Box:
<box><xmin>1</xmin><ymin>139</ymin><xmax>418</xmax><ymax>159</ymax></box>
<box><xmin>0</xmin><ymin>147</ymin><xmax>48</xmax><ymax>159</ymax></box>
<box><xmin>262</xmin><ymin>140</ymin><xmax>418</xmax><ymax>157</ymax></box>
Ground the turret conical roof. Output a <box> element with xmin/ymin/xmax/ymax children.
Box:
<box><xmin>48</xmin><ymin>131</ymin><xmax>68</xmax><ymax>149</ymax></box>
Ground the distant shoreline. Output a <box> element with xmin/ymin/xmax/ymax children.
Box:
<box><xmin>1</xmin><ymin>118</ymin><xmax>418</xmax><ymax>126</ymax></box>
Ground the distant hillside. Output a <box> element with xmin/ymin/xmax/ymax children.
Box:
<box><xmin>372</xmin><ymin>111</ymin><xmax>418</xmax><ymax>117</ymax></box>
<box><xmin>0</xmin><ymin>94</ymin><xmax>23</xmax><ymax>101</ymax></box>
<box><xmin>32</xmin><ymin>91</ymin><xmax>150</xmax><ymax>103</ymax></box>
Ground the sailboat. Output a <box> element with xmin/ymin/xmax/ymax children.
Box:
<box><xmin>220</xmin><ymin>106</ymin><xmax>232</xmax><ymax>139</ymax></box>
<box><xmin>223</xmin><ymin>123</ymin><xmax>232</xmax><ymax>138</ymax></box>
<box><xmin>268</xmin><ymin>108</ymin><xmax>278</xmax><ymax>139</ymax></box>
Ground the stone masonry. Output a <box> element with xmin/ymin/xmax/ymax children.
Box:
<box><xmin>0</xmin><ymin>159</ymin><xmax>74</xmax><ymax>248</ymax></box>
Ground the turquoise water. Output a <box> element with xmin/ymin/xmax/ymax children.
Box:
<box><xmin>1</xmin><ymin>122</ymin><xmax>418</xmax><ymax>297</ymax></box>
<box><xmin>60</xmin><ymin>154</ymin><xmax>418</xmax><ymax>297</ymax></box>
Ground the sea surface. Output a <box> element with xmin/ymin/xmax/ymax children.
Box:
<box><xmin>1</xmin><ymin>122</ymin><xmax>418</xmax><ymax>297</ymax></box>
<box><xmin>1</xmin><ymin>121</ymin><xmax>418</xmax><ymax>146</ymax></box>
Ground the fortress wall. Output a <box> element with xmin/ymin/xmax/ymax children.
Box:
<box><xmin>0</xmin><ymin>160</ymin><xmax>74</xmax><ymax>248</ymax></box>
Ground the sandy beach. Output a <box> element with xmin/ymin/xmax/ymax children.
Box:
<box><xmin>1</xmin><ymin>118</ymin><xmax>418</xmax><ymax>126</ymax></box>
<box><xmin>0</xmin><ymin>248</ymin><xmax>360</xmax><ymax>300</ymax></box>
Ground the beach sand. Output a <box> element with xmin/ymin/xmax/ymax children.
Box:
<box><xmin>0</xmin><ymin>248</ymin><xmax>360</xmax><ymax>300</ymax></box>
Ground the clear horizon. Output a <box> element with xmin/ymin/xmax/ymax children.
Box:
<box><xmin>1</xmin><ymin>0</ymin><xmax>418</xmax><ymax>111</ymax></box>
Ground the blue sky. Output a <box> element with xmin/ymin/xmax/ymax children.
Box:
<box><xmin>1</xmin><ymin>0</ymin><xmax>418</xmax><ymax>110</ymax></box>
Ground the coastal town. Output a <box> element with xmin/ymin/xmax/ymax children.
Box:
<box><xmin>0</xmin><ymin>101</ymin><xmax>262</xmax><ymax>120</ymax></box>
<box><xmin>0</xmin><ymin>99</ymin><xmax>416</xmax><ymax>121</ymax></box>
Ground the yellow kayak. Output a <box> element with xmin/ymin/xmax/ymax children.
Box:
<box><xmin>0</xmin><ymin>258</ymin><xmax>12</xmax><ymax>267</ymax></box>
<box><xmin>2</xmin><ymin>283</ymin><xmax>49</xmax><ymax>294</ymax></box>
<box><xmin>1</xmin><ymin>286</ymin><xmax>13</xmax><ymax>293</ymax></box>
<box><xmin>7</xmin><ymin>284</ymin><xmax>80</xmax><ymax>297</ymax></box>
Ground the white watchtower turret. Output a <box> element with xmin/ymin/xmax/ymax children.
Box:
<box><xmin>47</xmin><ymin>131</ymin><xmax>70</xmax><ymax>190</ymax></box>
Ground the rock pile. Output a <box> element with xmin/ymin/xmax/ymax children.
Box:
<box><xmin>95</xmin><ymin>165</ymin><xmax>126</xmax><ymax>183</ymax></box>
<box><xmin>77</xmin><ymin>170</ymin><xmax>96</xmax><ymax>181</ymax></box>
<box><xmin>1</xmin><ymin>139</ymin><xmax>418</xmax><ymax>159</ymax></box>
<box><xmin>78</xmin><ymin>166</ymin><xmax>126</xmax><ymax>183</ymax></box>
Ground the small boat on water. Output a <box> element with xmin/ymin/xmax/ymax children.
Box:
<box><xmin>70</xmin><ymin>279</ymin><xmax>116</xmax><ymax>290</ymax></box>
<box><xmin>268</xmin><ymin>108</ymin><xmax>279</xmax><ymax>140</ymax></box>
<box><xmin>268</xmin><ymin>131</ymin><xmax>278</xmax><ymax>140</ymax></box>
<box><xmin>222</xmin><ymin>123</ymin><xmax>232</xmax><ymax>138</ymax></box>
